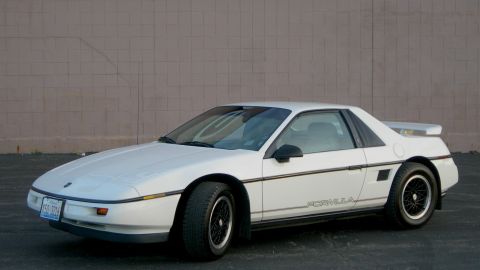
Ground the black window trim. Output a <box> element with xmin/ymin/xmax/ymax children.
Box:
<box><xmin>263</xmin><ymin>109</ymin><xmax>359</xmax><ymax>159</ymax></box>
<box><xmin>343</xmin><ymin>109</ymin><xmax>386</xmax><ymax>148</ymax></box>
<box><xmin>340</xmin><ymin>109</ymin><xmax>364</xmax><ymax>148</ymax></box>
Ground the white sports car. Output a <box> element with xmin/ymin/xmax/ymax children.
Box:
<box><xmin>27</xmin><ymin>102</ymin><xmax>458</xmax><ymax>259</ymax></box>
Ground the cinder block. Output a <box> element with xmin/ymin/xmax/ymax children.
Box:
<box><xmin>0</xmin><ymin>0</ymin><xmax>478</xmax><ymax>152</ymax></box>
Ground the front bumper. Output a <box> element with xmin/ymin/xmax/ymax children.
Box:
<box><xmin>27</xmin><ymin>189</ymin><xmax>181</xmax><ymax>243</ymax></box>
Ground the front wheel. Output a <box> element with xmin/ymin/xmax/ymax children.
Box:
<box><xmin>385</xmin><ymin>162</ymin><xmax>438</xmax><ymax>228</ymax></box>
<box><xmin>182</xmin><ymin>182</ymin><xmax>235</xmax><ymax>260</ymax></box>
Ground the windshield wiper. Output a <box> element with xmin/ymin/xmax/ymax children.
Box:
<box><xmin>180</xmin><ymin>141</ymin><xmax>214</xmax><ymax>148</ymax></box>
<box><xmin>158</xmin><ymin>136</ymin><xmax>176</xmax><ymax>144</ymax></box>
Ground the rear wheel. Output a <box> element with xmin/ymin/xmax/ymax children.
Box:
<box><xmin>182</xmin><ymin>182</ymin><xmax>235</xmax><ymax>260</ymax></box>
<box><xmin>385</xmin><ymin>162</ymin><xmax>438</xmax><ymax>228</ymax></box>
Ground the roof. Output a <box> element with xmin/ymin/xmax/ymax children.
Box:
<box><xmin>227</xmin><ymin>101</ymin><xmax>356</xmax><ymax>113</ymax></box>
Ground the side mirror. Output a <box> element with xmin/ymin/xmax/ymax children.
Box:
<box><xmin>273</xmin><ymin>144</ymin><xmax>303</xmax><ymax>163</ymax></box>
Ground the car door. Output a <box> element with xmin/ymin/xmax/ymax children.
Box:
<box><xmin>262</xmin><ymin>110</ymin><xmax>367</xmax><ymax>221</ymax></box>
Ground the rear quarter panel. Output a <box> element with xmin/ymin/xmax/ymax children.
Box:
<box><xmin>350</xmin><ymin>106</ymin><xmax>458</xmax><ymax>208</ymax></box>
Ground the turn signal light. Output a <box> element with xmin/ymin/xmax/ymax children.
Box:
<box><xmin>96</xmin><ymin>208</ymin><xmax>109</xmax><ymax>215</ymax></box>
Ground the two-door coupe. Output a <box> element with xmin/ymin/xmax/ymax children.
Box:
<box><xmin>27</xmin><ymin>102</ymin><xmax>458</xmax><ymax>259</ymax></box>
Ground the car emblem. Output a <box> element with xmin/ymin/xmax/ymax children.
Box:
<box><xmin>63</xmin><ymin>182</ymin><xmax>72</xmax><ymax>188</ymax></box>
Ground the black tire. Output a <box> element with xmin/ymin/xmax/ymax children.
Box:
<box><xmin>385</xmin><ymin>162</ymin><xmax>438</xmax><ymax>229</ymax></box>
<box><xmin>182</xmin><ymin>182</ymin><xmax>235</xmax><ymax>260</ymax></box>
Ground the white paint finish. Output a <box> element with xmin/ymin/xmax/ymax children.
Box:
<box><xmin>354</xmin><ymin>146</ymin><xmax>401</xmax><ymax>209</ymax></box>
<box><xmin>33</xmin><ymin>142</ymin><xmax>263</xmax><ymax>200</ymax></box>
<box><xmin>27</xmin><ymin>102</ymin><xmax>459</xmax><ymax>241</ymax></box>
<box><xmin>383</xmin><ymin>121</ymin><xmax>442</xmax><ymax>136</ymax></box>
<box><xmin>262</xmin><ymin>148</ymin><xmax>366</xmax><ymax>220</ymax></box>
<box><xmin>400</xmin><ymin>136</ymin><xmax>451</xmax><ymax>159</ymax></box>
<box><xmin>129</xmin><ymin>148</ymin><xmax>263</xmax><ymax>196</ymax></box>
<box><xmin>393</xmin><ymin>143</ymin><xmax>405</xmax><ymax>158</ymax></box>
<box><xmin>244</xmin><ymin>182</ymin><xmax>263</xmax><ymax>222</ymax></box>
<box><xmin>432</xmin><ymin>158</ymin><xmax>459</xmax><ymax>193</ymax></box>
<box><xmin>27</xmin><ymin>189</ymin><xmax>179</xmax><ymax>234</ymax></box>
<box><xmin>353</xmin><ymin>164</ymin><xmax>400</xmax><ymax>209</ymax></box>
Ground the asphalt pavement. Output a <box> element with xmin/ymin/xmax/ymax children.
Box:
<box><xmin>0</xmin><ymin>153</ymin><xmax>479</xmax><ymax>269</ymax></box>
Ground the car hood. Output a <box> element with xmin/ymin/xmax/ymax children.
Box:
<box><xmin>32</xmin><ymin>142</ymin><xmax>261</xmax><ymax>200</ymax></box>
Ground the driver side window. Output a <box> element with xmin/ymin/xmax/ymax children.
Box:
<box><xmin>276</xmin><ymin>111</ymin><xmax>355</xmax><ymax>154</ymax></box>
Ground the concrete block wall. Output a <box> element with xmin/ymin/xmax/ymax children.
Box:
<box><xmin>0</xmin><ymin>0</ymin><xmax>478</xmax><ymax>153</ymax></box>
<box><xmin>372</xmin><ymin>0</ymin><xmax>480</xmax><ymax>151</ymax></box>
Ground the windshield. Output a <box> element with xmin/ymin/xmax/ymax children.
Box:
<box><xmin>161</xmin><ymin>106</ymin><xmax>291</xmax><ymax>151</ymax></box>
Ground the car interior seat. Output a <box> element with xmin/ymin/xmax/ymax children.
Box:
<box><xmin>306</xmin><ymin>122</ymin><xmax>340</xmax><ymax>153</ymax></box>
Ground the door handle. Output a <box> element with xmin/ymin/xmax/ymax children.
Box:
<box><xmin>348</xmin><ymin>165</ymin><xmax>363</xmax><ymax>170</ymax></box>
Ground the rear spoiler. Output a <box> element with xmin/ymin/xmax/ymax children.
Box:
<box><xmin>382</xmin><ymin>121</ymin><xmax>442</xmax><ymax>136</ymax></box>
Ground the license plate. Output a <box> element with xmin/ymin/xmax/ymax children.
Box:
<box><xmin>40</xmin><ymin>197</ymin><xmax>64</xmax><ymax>221</ymax></box>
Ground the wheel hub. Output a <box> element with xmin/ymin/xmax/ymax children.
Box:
<box><xmin>208</xmin><ymin>195</ymin><xmax>233</xmax><ymax>250</ymax></box>
<box><xmin>401</xmin><ymin>175</ymin><xmax>432</xmax><ymax>220</ymax></box>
